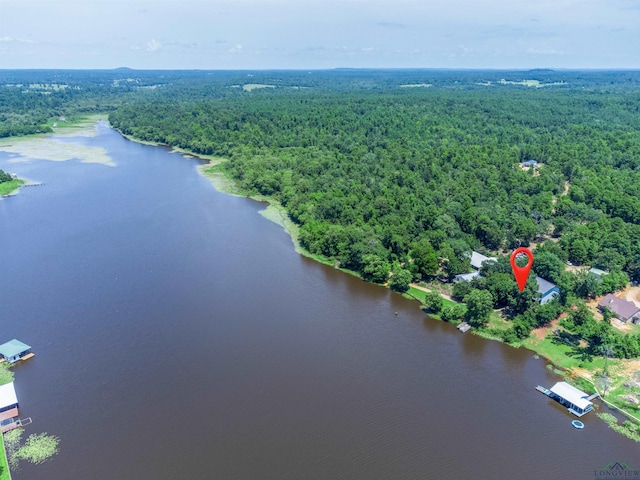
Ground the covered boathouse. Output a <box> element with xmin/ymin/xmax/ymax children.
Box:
<box><xmin>0</xmin><ymin>339</ymin><xmax>32</xmax><ymax>363</ymax></box>
<box><xmin>549</xmin><ymin>381</ymin><xmax>593</xmax><ymax>417</ymax></box>
<box><xmin>0</xmin><ymin>382</ymin><xmax>19</xmax><ymax>432</ymax></box>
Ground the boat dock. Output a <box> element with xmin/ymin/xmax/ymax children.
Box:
<box><xmin>457</xmin><ymin>322</ymin><xmax>471</xmax><ymax>332</ymax></box>
<box><xmin>0</xmin><ymin>339</ymin><xmax>34</xmax><ymax>363</ymax></box>
<box><xmin>1</xmin><ymin>417</ymin><xmax>31</xmax><ymax>433</ymax></box>
<box><xmin>535</xmin><ymin>385</ymin><xmax>551</xmax><ymax>396</ymax></box>
<box><xmin>535</xmin><ymin>382</ymin><xmax>594</xmax><ymax>417</ymax></box>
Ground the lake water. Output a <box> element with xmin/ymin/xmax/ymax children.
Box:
<box><xmin>0</xmin><ymin>124</ymin><xmax>637</xmax><ymax>479</ymax></box>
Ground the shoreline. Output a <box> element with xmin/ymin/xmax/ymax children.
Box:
<box><xmin>108</xmin><ymin>123</ymin><xmax>640</xmax><ymax>440</ymax></box>
<box><xmin>0</xmin><ymin>114</ymin><xmax>115</xmax><ymax>170</ymax></box>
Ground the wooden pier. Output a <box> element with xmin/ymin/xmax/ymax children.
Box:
<box><xmin>1</xmin><ymin>417</ymin><xmax>32</xmax><ymax>433</ymax></box>
<box><xmin>535</xmin><ymin>385</ymin><xmax>551</xmax><ymax>396</ymax></box>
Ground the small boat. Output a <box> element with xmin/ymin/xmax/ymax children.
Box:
<box><xmin>571</xmin><ymin>420</ymin><xmax>584</xmax><ymax>429</ymax></box>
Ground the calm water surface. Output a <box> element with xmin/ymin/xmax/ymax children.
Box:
<box><xmin>0</xmin><ymin>125</ymin><xmax>637</xmax><ymax>480</ymax></box>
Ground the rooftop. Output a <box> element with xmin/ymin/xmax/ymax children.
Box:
<box><xmin>535</xmin><ymin>276</ymin><xmax>557</xmax><ymax>295</ymax></box>
<box><xmin>455</xmin><ymin>271</ymin><xmax>480</xmax><ymax>282</ymax></box>
<box><xmin>598</xmin><ymin>294</ymin><xmax>640</xmax><ymax>321</ymax></box>
<box><xmin>0</xmin><ymin>339</ymin><xmax>31</xmax><ymax>358</ymax></box>
<box><xmin>0</xmin><ymin>382</ymin><xmax>18</xmax><ymax>409</ymax></box>
<box><xmin>589</xmin><ymin>267</ymin><xmax>608</xmax><ymax>277</ymax></box>
<box><xmin>550</xmin><ymin>382</ymin><xmax>593</xmax><ymax>411</ymax></box>
<box><xmin>470</xmin><ymin>251</ymin><xmax>497</xmax><ymax>270</ymax></box>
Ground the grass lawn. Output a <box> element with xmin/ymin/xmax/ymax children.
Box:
<box><xmin>407</xmin><ymin>287</ymin><xmax>463</xmax><ymax>310</ymax></box>
<box><xmin>406</xmin><ymin>286</ymin><xmax>467</xmax><ymax>323</ymax></box>
<box><xmin>46</xmin><ymin>113</ymin><xmax>108</xmax><ymax>131</ymax></box>
<box><xmin>406</xmin><ymin>287</ymin><xmax>427</xmax><ymax>303</ymax></box>
<box><xmin>486</xmin><ymin>312</ymin><xmax>512</xmax><ymax>331</ymax></box>
<box><xmin>522</xmin><ymin>334</ymin><xmax>607</xmax><ymax>371</ymax></box>
<box><xmin>0</xmin><ymin>435</ymin><xmax>10</xmax><ymax>480</ymax></box>
<box><xmin>0</xmin><ymin>180</ymin><xmax>25</xmax><ymax>196</ymax></box>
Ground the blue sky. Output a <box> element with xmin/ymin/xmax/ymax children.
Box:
<box><xmin>0</xmin><ymin>0</ymin><xmax>639</xmax><ymax>69</ymax></box>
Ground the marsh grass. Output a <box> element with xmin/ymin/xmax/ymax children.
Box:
<box><xmin>597</xmin><ymin>412</ymin><xmax>640</xmax><ymax>443</ymax></box>
<box><xmin>3</xmin><ymin>428</ymin><xmax>59</xmax><ymax>470</ymax></box>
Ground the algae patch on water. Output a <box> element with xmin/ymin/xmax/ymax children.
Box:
<box><xmin>0</xmin><ymin>136</ymin><xmax>114</xmax><ymax>167</ymax></box>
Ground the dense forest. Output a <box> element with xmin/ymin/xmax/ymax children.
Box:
<box><xmin>3</xmin><ymin>69</ymin><xmax>640</xmax><ymax>356</ymax></box>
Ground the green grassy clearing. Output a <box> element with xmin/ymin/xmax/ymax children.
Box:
<box><xmin>522</xmin><ymin>334</ymin><xmax>607</xmax><ymax>371</ymax></box>
<box><xmin>0</xmin><ymin>179</ymin><xmax>25</xmax><ymax>196</ymax></box>
<box><xmin>406</xmin><ymin>286</ymin><xmax>460</xmax><ymax>309</ymax></box>
<box><xmin>486</xmin><ymin>312</ymin><xmax>512</xmax><ymax>330</ymax></box>
<box><xmin>0</xmin><ymin>435</ymin><xmax>10</xmax><ymax>480</ymax></box>
<box><xmin>46</xmin><ymin>113</ymin><xmax>108</xmax><ymax>133</ymax></box>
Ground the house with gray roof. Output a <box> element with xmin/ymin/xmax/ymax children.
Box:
<box><xmin>598</xmin><ymin>294</ymin><xmax>640</xmax><ymax>323</ymax></box>
<box><xmin>470</xmin><ymin>251</ymin><xmax>497</xmax><ymax>270</ymax></box>
<box><xmin>454</xmin><ymin>271</ymin><xmax>480</xmax><ymax>283</ymax></box>
<box><xmin>454</xmin><ymin>252</ymin><xmax>497</xmax><ymax>282</ymax></box>
<box><xmin>535</xmin><ymin>277</ymin><xmax>560</xmax><ymax>305</ymax></box>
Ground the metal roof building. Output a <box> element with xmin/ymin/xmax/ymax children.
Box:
<box><xmin>0</xmin><ymin>381</ymin><xmax>20</xmax><ymax>431</ymax></box>
<box><xmin>0</xmin><ymin>339</ymin><xmax>32</xmax><ymax>363</ymax></box>
<box><xmin>549</xmin><ymin>382</ymin><xmax>593</xmax><ymax>417</ymax></box>
<box><xmin>454</xmin><ymin>271</ymin><xmax>481</xmax><ymax>283</ymax></box>
<box><xmin>0</xmin><ymin>382</ymin><xmax>18</xmax><ymax>411</ymax></box>
<box><xmin>470</xmin><ymin>251</ymin><xmax>497</xmax><ymax>270</ymax></box>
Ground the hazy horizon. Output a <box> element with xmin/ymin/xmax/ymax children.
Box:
<box><xmin>1</xmin><ymin>0</ymin><xmax>639</xmax><ymax>70</ymax></box>
<box><xmin>2</xmin><ymin>67</ymin><xmax>640</xmax><ymax>72</ymax></box>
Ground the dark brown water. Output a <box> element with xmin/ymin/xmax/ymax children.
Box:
<box><xmin>0</xmin><ymin>125</ymin><xmax>637</xmax><ymax>480</ymax></box>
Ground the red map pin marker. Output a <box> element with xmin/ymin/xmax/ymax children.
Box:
<box><xmin>510</xmin><ymin>247</ymin><xmax>534</xmax><ymax>292</ymax></box>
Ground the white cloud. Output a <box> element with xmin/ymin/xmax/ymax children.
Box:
<box><xmin>146</xmin><ymin>39</ymin><xmax>161</xmax><ymax>52</ymax></box>
<box><xmin>526</xmin><ymin>47</ymin><xmax>566</xmax><ymax>55</ymax></box>
<box><xmin>0</xmin><ymin>36</ymin><xmax>37</xmax><ymax>44</ymax></box>
<box><xmin>228</xmin><ymin>43</ymin><xmax>243</xmax><ymax>53</ymax></box>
